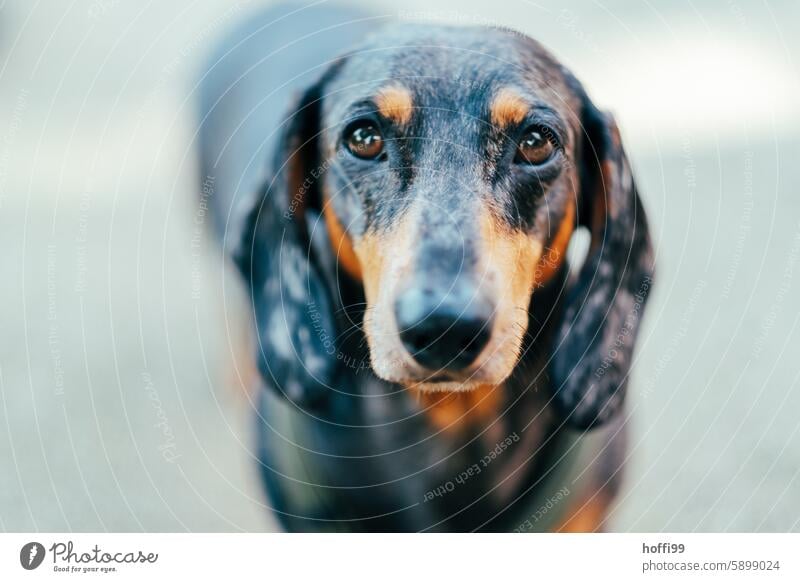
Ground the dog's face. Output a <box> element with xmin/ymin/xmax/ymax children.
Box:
<box><xmin>238</xmin><ymin>24</ymin><xmax>654</xmax><ymax>428</ymax></box>
<box><xmin>318</xmin><ymin>27</ymin><xmax>579</xmax><ymax>391</ymax></box>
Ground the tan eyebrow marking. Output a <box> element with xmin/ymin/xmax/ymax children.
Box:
<box><xmin>374</xmin><ymin>84</ymin><xmax>413</xmax><ymax>126</ymax></box>
<box><xmin>490</xmin><ymin>87</ymin><xmax>530</xmax><ymax>129</ymax></box>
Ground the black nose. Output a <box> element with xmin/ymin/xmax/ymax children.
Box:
<box><xmin>395</xmin><ymin>285</ymin><xmax>494</xmax><ymax>372</ymax></box>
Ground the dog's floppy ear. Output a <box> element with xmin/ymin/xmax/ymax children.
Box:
<box><xmin>549</xmin><ymin>86</ymin><xmax>655</xmax><ymax>429</ymax></box>
<box><xmin>232</xmin><ymin>73</ymin><xmax>340</xmax><ymax>409</ymax></box>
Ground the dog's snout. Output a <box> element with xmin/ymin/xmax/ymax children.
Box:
<box><xmin>395</xmin><ymin>284</ymin><xmax>494</xmax><ymax>372</ymax></box>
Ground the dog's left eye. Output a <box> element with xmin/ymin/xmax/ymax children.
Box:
<box><xmin>343</xmin><ymin>121</ymin><xmax>384</xmax><ymax>160</ymax></box>
<box><xmin>515</xmin><ymin>126</ymin><xmax>556</xmax><ymax>165</ymax></box>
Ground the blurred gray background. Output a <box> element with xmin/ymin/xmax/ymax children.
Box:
<box><xmin>1</xmin><ymin>0</ymin><xmax>799</xmax><ymax>532</ymax></box>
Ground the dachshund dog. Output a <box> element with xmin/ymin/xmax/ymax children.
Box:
<box><xmin>197</xmin><ymin>3</ymin><xmax>654</xmax><ymax>532</ymax></box>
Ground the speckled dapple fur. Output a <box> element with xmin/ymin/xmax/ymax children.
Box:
<box><xmin>197</xmin><ymin>3</ymin><xmax>654</xmax><ymax>532</ymax></box>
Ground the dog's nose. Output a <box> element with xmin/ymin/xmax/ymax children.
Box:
<box><xmin>395</xmin><ymin>285</ymin><xmax>494</xmax><ymax>372</ymax></box>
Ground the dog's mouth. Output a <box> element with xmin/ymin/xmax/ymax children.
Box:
<box><xmin>423</xmin><ymin>375</ymin><xmax>456</xmax><ymax>384</ymax></box>
<box><xmin>365</xmin><ymin>302</ymin><xmax>527</xmax><ymax>393</ymax></box>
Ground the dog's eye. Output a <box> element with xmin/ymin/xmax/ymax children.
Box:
<box><xmin>344</xmin><ymin>121</ymin><xmax>384</xmax><ymax>160</ymax></box>
<box><xmin>515</xmin><ymin>126</ymin><xmax>555</xmax><ymax>165</ymax></box>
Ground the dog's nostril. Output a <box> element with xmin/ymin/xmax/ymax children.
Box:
<box><xmin>394</xmin><ymin>286</ymin><xmax>493</xmax><ymax>372</ymax></box>
<box><xmin>407</xmin><ymin>331</ymin><xmax>434</xmax><ymax>353</ymax></box>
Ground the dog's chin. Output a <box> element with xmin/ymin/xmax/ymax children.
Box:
<box><xmin>371</xmin><ymin>360</ymin><xmax>504</xmax><ymax>392</ymax></box>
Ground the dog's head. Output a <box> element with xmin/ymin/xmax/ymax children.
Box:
<box><xmin>235</xmin><ymin>24</ymin><xmax>654</xmax><ymax>429</ymax></box>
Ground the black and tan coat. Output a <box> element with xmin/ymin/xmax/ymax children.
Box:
<box><xmin>197</xmin><ymin>3</ymin><xmax>654</xmax><ymax>532</ymax></box>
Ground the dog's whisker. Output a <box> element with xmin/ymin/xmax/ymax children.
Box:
<box><xmin>334</xmin><ymin>321</ymin><xmax>366</xmax><ymax>343</ymax></box>
<box><xmin>333</xmin><ymin>301</ymin><xmax>368</xmax><ymax>316</ymax></box>
<box><xmin>515</xmin><ymin>306</ymin><xmax>543</xmax><ymax>326</ymax></box>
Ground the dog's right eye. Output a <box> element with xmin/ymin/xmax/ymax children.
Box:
<box><xmin>344</xmin><ymin>121</ymin><xmax>384</xmax><ymax>160</ymax></box>
<box><xmin>515</xmin><ymin>125</ymin><xmax>556</xmax><ymax>165</ymax></box>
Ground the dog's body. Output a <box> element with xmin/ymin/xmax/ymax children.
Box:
<box><xmin>198</xmin><ymin>4</ymin><xmax>653</xmax><ymax>532</ymax></box>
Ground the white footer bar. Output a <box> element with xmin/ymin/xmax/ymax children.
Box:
<box><xmin>1</xmin><ymin>533</ymin><xmax>797</xmax><ymax>581</ymax></box>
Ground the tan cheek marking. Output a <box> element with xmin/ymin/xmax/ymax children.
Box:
<box><xmin>375</xmin><ymin>85</ymin><xmax>413</xmax><ymax>126</ymax></box>
<box><xmin>354</xmin><ymin>213</ymin><xmax>415</xmax><ymax>312</ymax></box>
<box><xmin>353</xmin><ymin>232</ymin><xmax>384</xmax><ymax>304</ymax></box>
<box><xmin>475</xmin><ymin>209</ymin><xmax>542</xmax><ymax>381</ymax></box>
<box><xmin>490</xmin><ymin>88</ymin><xmax>530</xmax><ymax>129</ymax></box>
<box><xmin>322</xmin><ymin>199</ymin><xmax>362</xmax><ymax>281</ymax></box>
<box><xmin>481</xmin><ymin>211</ymin><xmax>542</xmax><ymax>306</ymax></box>
<box><xmin>509</xmin><ymin>231</ymin><xmax>542</xmax><ymax>302</ymax></box>
<box><xmin>354</xmin><ymin>215</ymin><xmax>416</xmax><ymax>364</ymax></box>
<box><xmin>534</xmin><ymin>199</ymin><xmax>576</xmax><ymax>287</ymax></box>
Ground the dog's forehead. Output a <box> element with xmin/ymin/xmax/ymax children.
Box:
<box><xmin>324</xmin><ymin>24</ymin><xmax>577</xmax><ymax>120</ymax></box>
